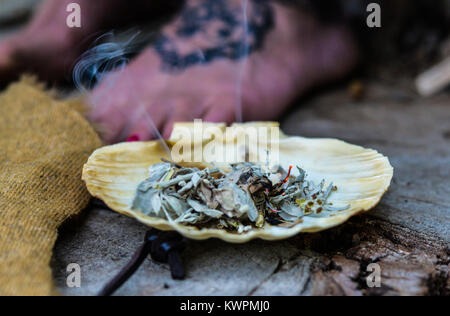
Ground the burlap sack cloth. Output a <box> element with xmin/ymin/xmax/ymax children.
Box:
<box><xmin>0</xmin><ymin>77</ymin><xmax>101</xmax><ymax>295</ymax></box>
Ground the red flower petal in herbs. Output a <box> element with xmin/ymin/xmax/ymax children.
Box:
<box><xmin>283</xmin><ymin>165</ymin><xmax>293</xmax><ymax>183</ymax></box>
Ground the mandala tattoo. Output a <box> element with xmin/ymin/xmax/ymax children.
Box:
<box><xmin>154</xmin><ymin>0</ymin><xmax>275</xmax><ymax>72</ymax></box>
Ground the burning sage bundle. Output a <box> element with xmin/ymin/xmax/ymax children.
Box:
<box><xmin>132</xmin><ymin>162</ymin><xmax>349</xmax><ymax>233</ymax></box>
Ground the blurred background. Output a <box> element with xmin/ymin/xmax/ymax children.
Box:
<box><xmin>0</xmin><ymin>0</ymin><xmax>448</xmax><ymax>296</ymax></box>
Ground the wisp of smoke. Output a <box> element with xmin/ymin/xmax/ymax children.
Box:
<box><xmin>235</xmin><ymin>0</ymin><xmax>250</xmax><ymax>123</ymax></box>
<box><xmin>73</xmin><ymin>30</ymin><xmax>145</xmax><ymax>93</ymax></box>
<box><xmin>73</xmin><ymin>30</ymin><xmax>171</xmax><ymax>155</ymax></box>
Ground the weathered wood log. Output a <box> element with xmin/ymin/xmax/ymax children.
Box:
<box><xmin>53</xmin><ymin>83</ymin><xmax>449</xmax><ymax>296</ymax></box>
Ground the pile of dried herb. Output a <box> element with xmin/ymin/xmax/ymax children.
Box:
<box><xmin>132</xmin><ymin>162</ymin><xmax>349</xmax><ymax>233</ymax></box>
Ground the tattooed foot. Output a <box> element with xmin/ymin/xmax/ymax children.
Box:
<box><xmin>154</xmin><ymin>0</ymin><xmax>274</xmax><ymax>72</ymax></box>
<box><xmin>89</xmin><ymin>0</ymin><xmax>358</xmax><ymax>142</ymax></box>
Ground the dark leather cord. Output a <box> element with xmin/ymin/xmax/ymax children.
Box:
<box><xmin>98</xmin><ymin>229</ymin><xmax>187</xmax><ymax>296</ymax></box>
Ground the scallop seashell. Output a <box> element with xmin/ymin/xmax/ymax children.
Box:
<box><xmin>82</xmin><ymin>122</ymin><xmax>393</xmax><ymax>243</ymax></box>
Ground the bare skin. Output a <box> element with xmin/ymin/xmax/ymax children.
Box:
<box><xmin>0</xmin><ymin>0</ymin><xmax>358</xmax><ymax>143</ymax></box>
<box><xmin>0</xmin><ymin>0</ymin><xmax>168</xmax><ymax>82</ymax></box>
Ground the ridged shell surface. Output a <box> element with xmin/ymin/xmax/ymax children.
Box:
<box><xmin>82</xmin><ymin>123</ymin><xmax>393</xmax><ymax>243</ymax></box>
